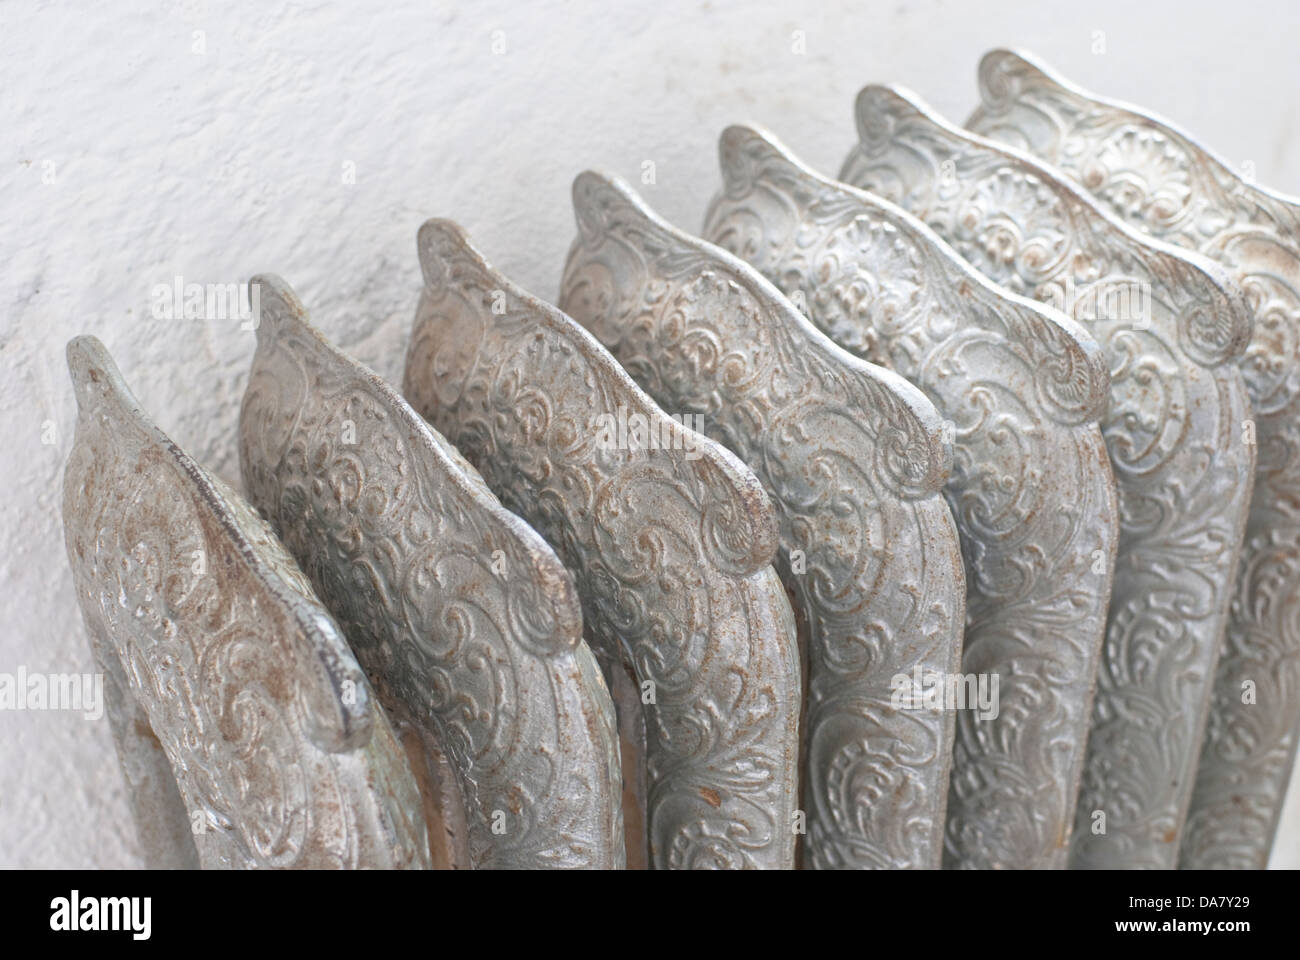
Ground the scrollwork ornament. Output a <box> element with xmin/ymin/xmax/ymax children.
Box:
<box><xmin>704</xmin><ymin>126</ymin><xmax>1117</xmax><ymax>869</ymax></box>
<box><xmin>561</xmin><ymin>168</ymin><xmax>969</xmax><ymax>869</ymax></box>
<box><xmin>968</xmin><ymin>49</ymin><xmax>1300</xmax><ymax>869</ymax></box>
<box><xmin>403</xmin><ymin>220</ymin><xmax>802</xmax><ymax>869</ymax></box>
<box><xmin>238</xmin><ymin>276</ymin><xmax>624</xmax><ymax>869</ymax></box>
<box><xmin>61</xmin><ymin>336</ymin><xmax>429</xmax><ymax>870</ymax></box>
<box><xmin>845</xmin><ymin>86</ymin><xmax>1256</xmax><ymax>869</ymax></box>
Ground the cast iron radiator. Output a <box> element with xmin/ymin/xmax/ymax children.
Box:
<box><xmin>61</xmin><ymin>50</ymin><xmax>1300</xmax><ymax>870</ymax></box>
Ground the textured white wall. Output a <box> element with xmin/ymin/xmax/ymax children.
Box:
<box><xmin>3</xmin><ymin>0</ymin><xmax>1297</xmax><ymax>868</ymax></box>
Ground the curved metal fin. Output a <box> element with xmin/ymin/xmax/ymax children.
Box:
<box><xmin>843</xmin><ymin>87</ymin><xmax>1257</xmax><ymax>869</ymax></box>
<box><xmin>238</xmin><ymin>275</ymin><xmax>625</xmax><ymax>869</ymax></box>
<box><xmin>704</xmin><ymin>125</ymin><xmax>1119</xmax><ymax>869</ymax></box>
<box><xmin>403</xmin><ymin>221</ymin><xmax>803</xmax><ymax>869</ymax></box>
<box><xmin>562</xmin><ymin>168</ymin><xmax>968</xmax><ymax>869</ymax></box>
<box><xmin>62</xmin><ymin>335</ymin><xmax>428</xmax><ymax>869</ymax></box>
<box><xmin>969</xmin><ymin>49</ymin><xmax>1300</xmax><ymax>870</ymax></box>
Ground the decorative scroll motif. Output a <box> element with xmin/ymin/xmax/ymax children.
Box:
<box><xmin>968</xmin><ymin>49</ymin><xmax>1300</xmax><ymax>869</ymax></box>
<box><xmin>402</xmin><ymin>220</ymin><xmax>803</xmax><ymax>869</ymax></box>
<box><xmin>237</xmin><ymin>276</ymin><xmax>624</xmax><ymax>869</ymax></box>
<box><xmin>842</xmin><ymin>88</ymin><xmax>1257</xmax><ymax>869</ymax></box>
<box><xmin>61</xmin><ymin>336</ymin><xmax>429</xmax><ymax>870</ymax></box>
<box><xmin>560</xmin><ymin>170</ymin><xmax>966</xmax><ymax>869</ymax></box>
<box><xmin>702</xmin><ymin>126</ymin><xmax>1118</xmax><ymax>869</ymax></box>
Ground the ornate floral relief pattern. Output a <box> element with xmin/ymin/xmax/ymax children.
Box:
<box><xmin>86</xmin><ymin>614</ymin><xmax>200</xmax><ymax>869</ymax></box>
<box><xmin>401</xmin><ymin>220</ymin><xmax>802</xmax><ymax>869</ymax></box>
<box><xmin>559</xmin><ymin>169</ymin><xmax>966</xmax><ymax>869</ymax></box>
<box><xmin>237</xmin><ymin>276</ymin><xmax>624</xmax><ymax>869</ymax></box>
<box><xmin>968</xmin><ymin>48</ymin><xmax>1300</xmax><ymax>869</ymax></box>
<box><xmin>702</xmin><ymin>127</ymin><xmax>1117</xmax><ymax>869</ymax></box>
<box><xmin>61</xmin><ymin>336</ymin><xmax>429</xmax><ymax>870</ymax></box>
<box><xmin>844</xmin><ymin>86</ymin><xmax>1256</xmax><ymax>869</ymax></box>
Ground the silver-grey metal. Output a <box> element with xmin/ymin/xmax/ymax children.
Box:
<box><xmin>842</xmin><ymin>87</ymin><xmax>1257</xmax><ymax>869</ymax></box>
<box><xmin>560</xmin><ymin>170</ymin><xmax>967</xmax><ymax>869</ymax></box>
<box><xmin>968</xmin><ymin>48</ymin><xmax>1300</xmax><ymax>871</ymax></box>
<box><xmin>237</xmin><ymin>275</ymin><xmax>625</xmax><ymax>870</ymax></box>
<box><xmin>703</xmin><ymin>126</ymin><xmax>1118</xmax><ymax>869</ymax></box>
<box><xmin>62</xmin><ymin>335</ymin><xmax>429</xmax><ymax>870</ymax></box>
<box><xmin>402</xmin><ymin>219</ymin><xmax>803</xmax><ymax>869</ymax></box>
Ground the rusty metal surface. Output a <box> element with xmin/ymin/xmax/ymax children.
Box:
<box><xmin>842</xmin><ymin>88</ymin><xmax>1257</xmax><ymax>869</ymax></box>
<box><xmin>702</xmin><ymin>126</ymin><xmax>1118</xmax><ymax>869</ymax></box>
<box><xmin>968</xmin><ymin>49</ymin><xmax>1300</xmax><ymax>869</ymax></box>
<box><xmin>237</xmin><ymin>275</ymin><xmax>624</xmax><ymax>869</ymax></box>
<box><xmin>560</xmin><ymin>170</ymin><xmax>966</xmax><ymax>869</ymax></box>
<box><xmin>61</xmin><ymin>336</ymin><xmax>429</xmax><ymax>870</ymax></box>
<box><xmin>402</xmin><ymin>220</ymin><xmax>803</xmax><ymax>869</ymax></box>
